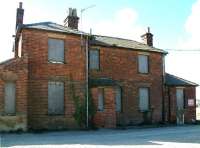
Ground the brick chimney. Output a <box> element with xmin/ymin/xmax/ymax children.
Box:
<box><xmin>64</xmin><ymin>8</ymin><xmax>79</xmax><ymax>30</ymax></box>
<box><xmin>16</xmin><ymin>2</ymin><xmax>24</xmax><ymax>30</ymax></box>
<box><xmin>141</xmin><ymin>27</ymin><xmax>153</xmax><ymax>47</ymax></box>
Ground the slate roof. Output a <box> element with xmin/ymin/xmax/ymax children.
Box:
<box><xmin>165</xmin><ymin>73</ymin><xmax>198</xmax><ymax>86</ymax></box>
<box><xmin>22</xmin><ymin>22</ymin><xmax>167</xmax><ymax>54</ymax></box>
<box><xmin>90</xmin><ymin>35</ymin><xmax>167</xmax><ymax>54</ymax></box>
<box><xmin>23</xmin><ymin>22</ymin><xmax>85</xmax><ymax>35</ymax></box>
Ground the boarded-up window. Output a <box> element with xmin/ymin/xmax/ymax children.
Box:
<box><xmin>139</xmin><ymin>88</ymin><xmax>149</xmax><ymax>111</ymax></box>
<box><xmin>89</xmin><ymin>49</ymin><xmax>99</xmax><ymax>70</ymax></box>
<box><xmin>138</xmin><ymin>55</ymin><xmax>149</xmax><ymax>73</ymax></box>
<box><xmin>115</xmin><ymin>87</ymin><xmax>122</xmax><ymax>112</ymax></box>
<box><xmin>4</xmin><ymin>82</ymin><xmax>16</xmax><ymax>114</ymax></box>
<box><xmin>176</xmin><ymin>88</ymin><xmax>184</xmax><ymax>109</ymax></box>
<box><xmin>48</xmin><ymin>81</ymin><xmax>64</xmax><ymax>115</ymax></box>
<box><xmin>98</xmin><ymin>88</ymin><xmax>104</xmax><ymax>111</ymax></box>
<box><xmin>48</xmin><ymin>38</ymin><xmax>64</xmax><ymax>63</ymax></box>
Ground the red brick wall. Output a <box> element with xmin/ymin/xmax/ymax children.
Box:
<box><xmin>21</xmin><ymin>29</ymin><xmax>86</xmax><ymax>130</ymax></box>
<box><xmin>90</xmin><ymin>46</ymin><xmax>164</xmax><ymax>125</ymax></box>
<box><xmin>0</xmin><ymin>56</ymin><xmax>28</xmax><ymax>131</ymax></box>
<box><xmin>184</xmin><ymin>87</ymin><xmax>196</xmax><ymax>122</ymax></box>
<box><xmin>165</xmin><ymin>86</ymin><xmax>196</xmax><ymax>123</ymax></box>
<box><xmin>11</xmin><ymin>28</ymin><xmax>165</xmax><ymax>129</ymax></box>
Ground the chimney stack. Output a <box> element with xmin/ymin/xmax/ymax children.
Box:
<box><xmin>64</xmin><ymin>8</ymin><xmax>79</xmax><ymax>30</ymax></box>
<box><xmin>141</xmin><ymin>27</ymin><xmax>153</xmax><ymax>47</ymax></box>
<box><xmin>16</xmin><ymin>2</ymin><xmax>24</xmax><ymax>30</ymax></box>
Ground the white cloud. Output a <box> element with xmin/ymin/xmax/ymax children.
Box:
<box><xmin>82</xmin><ymin>8</ymin><xmax>145</xmax><ymax>41</ymax></box>
<box><xmin>0</xmin><ymin>1</ymin><xmax>18</xmax><ymax>62</ymax></box>
<box><xmin>0</xmin><ymin>3</ymin><xmax>145</xmax><ymax>62</ymax></box>
<box><xmin>166</xmin><ymin>0</ymin><xmax>200</xmax><ymax>100</ymax></box>
<box><xmin>0</xmin><ymin>0</ymin><xmax>65</xmax><ymax>62</ymax></box>
<box><xmin>177</xmin><ymin>0</ymin><xmax>200</xmax><ymax>49</ymax></box>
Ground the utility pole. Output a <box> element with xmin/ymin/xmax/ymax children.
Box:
<box><xmin>80</xmin><ymin>5</ymin><xmax>96</xmax><ymax>129</ymax></box>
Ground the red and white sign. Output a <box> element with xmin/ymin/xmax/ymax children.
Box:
<box><xmin>188</xmin><ymin>99</ymin><xmax>194</xmax><ymax>107</ymax></box>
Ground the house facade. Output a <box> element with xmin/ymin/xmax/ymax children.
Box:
<box><xmin>0</xmin><ymin>3</ymin><xmax>198</xmax><ymax>131</ymax></box>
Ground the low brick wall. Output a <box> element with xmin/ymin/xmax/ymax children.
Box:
<box><xmin>0</xmin><ymin>114</ymin><xmax>27</xmax><ymax>132</ymax></box>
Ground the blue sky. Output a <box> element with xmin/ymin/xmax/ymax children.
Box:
<box><xmin>0</xmin><ymin>0</ymin><xmax>200</xmax><ymax>99</ymax></box>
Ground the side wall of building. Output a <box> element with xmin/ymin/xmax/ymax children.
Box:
<box><xmin>21</xmin><ymin>29</ymin><xmax>86</xmax><ymax>130</ymax></box>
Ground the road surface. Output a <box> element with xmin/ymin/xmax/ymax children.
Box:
<box><xmin>1</xmin><ymin>125</ymin><xmax>200</xmax><ymax>148</ymax></box>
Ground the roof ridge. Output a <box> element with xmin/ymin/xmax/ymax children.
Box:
<box><xmin>94</xmin><ymin>34</ymin><xmax>141</xmax><ymax>42</ymax></box>
<box><xmin>23</xmin><ymin>21</ymin><xmax>54</xmax><ymax>26</ymax></box>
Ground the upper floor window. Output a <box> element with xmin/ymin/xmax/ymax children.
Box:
<box><xmin>89</xmin><ymin>49</ymin><xmax>100</xmax><ymax>70</ymax></box>
<box><xmin>138</xmin><ymin>55</ymin><xmax>149</xmax><ymax>74</ymax></box>
<box><xmin>48</xmin><ymin>38</ymin><xmax>64</xmax><ymax>63</ymax></box>
<box><xmin>139</xmin><ymin>87</ymin><xmax>149</xmax><ymax>111</ymax></box>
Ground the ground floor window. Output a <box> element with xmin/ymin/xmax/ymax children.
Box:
<box><xmin>139</xmin><ymin>87</ymin><xmax>149</xmax><ymax>111</ymax></box>
<box><xmin>115</xmin><ymin>87</ymin><xmax>122</xmax><ymax>112</ymax></box>
<box><xmin>4</xmin><ymin>82</ymin><xmax>16</xmax><ymax>114</ymax></box>
<box><xmin>48</xmin><ymin>81</ymin><xmax>64</xmax><ymax>115</ymax></box>
<box><xmin>98</xmin><ymin>88</ymin><xmax>104</xmax><ymax>111</ymax></box>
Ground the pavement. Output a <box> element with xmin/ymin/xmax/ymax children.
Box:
<box><xmin>1</xmin><ymin>125</ymin><xmax>200</xmax><ymax>148</ymax></box>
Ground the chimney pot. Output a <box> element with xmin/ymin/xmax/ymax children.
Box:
<box><xmin>72</xmin><ymin>9</ymin><xmax>77</xmax><ymax>17</ymax></box>
<box><xmin>19</xmin><ymin>2</ymin><xmax>23</xmax><ymax>9</ymax></box>
<box><xmin>64</xmin><ymin>8</ymin><xmax>79</xmax><ymax>30</ymax></box>
<box><xmin>16</xmin><ymin>2</ymin><xmax>24</xmax><ymax>30</ymax></box>
<box><xmin>147</xmin><ymin>27</ymin><xmax>150</xmax><ymax>33</ymax></box>
<box><xmin>69</xmin><ymin>8</ymin><xmax>73</xmax><ymax>16</ymax></box>
<box><xmin>141</xmin><ymin>27</ymin><xmax>153</xmax><ymax>47</ymax></box>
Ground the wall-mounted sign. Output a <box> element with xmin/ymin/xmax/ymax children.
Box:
<box><xmin>188</xmin><ymin>99</ymin><xmax>194</xmax><ymax>107</ymax></box>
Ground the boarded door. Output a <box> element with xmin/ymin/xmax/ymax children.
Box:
<box><xmin>176</xmin><ymin>88</ymin><xmax>184</xmax><ymax>109</ymax></box>
<box><xmin>176</xmin><ymin>88</ymin><xmax>184</xmax><ymax>124</ymax></box>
